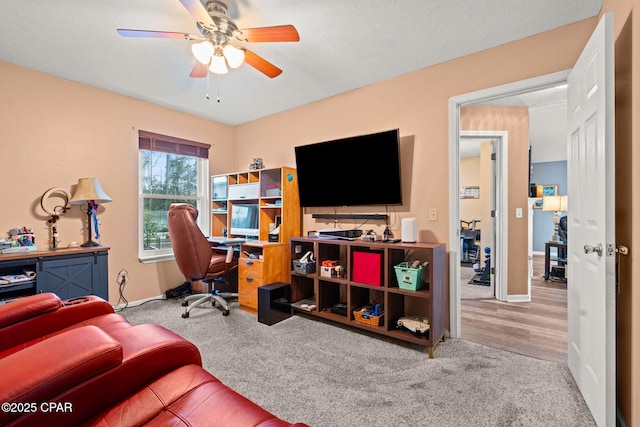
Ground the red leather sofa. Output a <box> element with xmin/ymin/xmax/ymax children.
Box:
<box><xmin>0</xmin><ymin>293</ymin><xmax>307</xmax><ymax>427</ymax></box>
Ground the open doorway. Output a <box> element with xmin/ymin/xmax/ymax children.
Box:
<box><xmin>459</xmin><ymin>137</ymin><xmax>496</xmax><ymax>300</ymax></box>
<box><xmin>448</xmin><ymin>70</ymin><xmax>570</xmax><ymax>344</ymax></box>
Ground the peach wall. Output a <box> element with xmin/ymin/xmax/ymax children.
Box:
<box><xmin>461</xmin><ymin>106</ymin><xmax>530</xmax><ymax>295</ymax></box>
<box><xmin>235</xmin><ymin>18</ymin><xmax>597</xmax><ymax>244</ymax></box>
<box><xmin>235</xmin><ymin>20</ymin><xmax>588</xmax><ymax>296</ymax></box>
<box><xmin>0</xmin><ymin>61</ymin><xmax>235</xmax><ymax>303</ymax></box>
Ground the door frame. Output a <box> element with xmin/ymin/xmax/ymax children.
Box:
<box><xmin>448</xmin><ymin>70</ymin><xmax>570</xmax><ymax>339</ymax></box>
<box><xmin>458</xmin><ymin>133</ymin><xmax>504</xmax><ymax>300</ymax></box>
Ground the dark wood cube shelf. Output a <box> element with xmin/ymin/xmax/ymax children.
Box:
<box><xmin>289</xmin><ymin>237</ymin><xmax>447</xmax><ymax>358</ymax></box>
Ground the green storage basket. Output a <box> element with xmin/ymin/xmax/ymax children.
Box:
<box><xmin>394</xmin><ymin>262</ymin><xmax>427</xmax><ymax>291</ymax></box>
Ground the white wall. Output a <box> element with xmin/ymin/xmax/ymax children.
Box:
<box><xmin>529</xmin><ymin>102</ymin><xmax>568</xmax><ymax>162</ymax></box>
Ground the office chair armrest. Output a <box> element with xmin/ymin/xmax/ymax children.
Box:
<box><xmin>225</xmin><ymin>245</ymin><xmax>235</xmax><ymax>264</ymax></box>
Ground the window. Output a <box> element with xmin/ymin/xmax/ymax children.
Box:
<box><xmin>138</xmin><ymin>130</ymin><xmax>210</xmax><ymax>262</ymax></box>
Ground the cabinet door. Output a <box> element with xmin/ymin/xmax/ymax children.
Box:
<box><xmin>38</xmin><ymin>252</ymin><xmax>108</xmax><ymax>300</ymax></box>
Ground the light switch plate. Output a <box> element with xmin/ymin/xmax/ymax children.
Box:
<box><xmin>515</xmin><ymin>208</ymin><xmax>523</xmax><ymax>218</ymax></box>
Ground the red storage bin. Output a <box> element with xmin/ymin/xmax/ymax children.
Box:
<box><xmin>352</xmin><ymin>251</ymin><xmax>382</xmax><ymax>286</ymax></box>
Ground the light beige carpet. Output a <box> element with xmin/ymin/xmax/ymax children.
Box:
<box><xmin>121</xmin><ymin>298</ymin><xmax>594</xmax><ymax>427</ymax></box>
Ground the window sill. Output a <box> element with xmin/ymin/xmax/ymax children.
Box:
<box><xmin>139</xmin><ymin>253</ymin><xmax>175</xmax><ymax>264</ymax></box>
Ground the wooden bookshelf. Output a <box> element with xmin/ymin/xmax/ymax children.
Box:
<box><xmin>211</xmin><ymin>167</ymin><xmax>301</xmax><ymax>314</ymax></box>
<box><xmin>210</xmin><ymin>166</ymin><xmax>301</xmax><ymax>243</ymax></box>
<box><xmin>289</xmin><ymin>237</ymin><xmax>447</xmax><ymax>357</ymax></box>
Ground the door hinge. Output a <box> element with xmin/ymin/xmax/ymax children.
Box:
<box><xmin>491</xmin><ymin>267</ymin><xmax>495</xmax><ymax>275</ymax></box>
<box><xmin>491</xmin><ymin>210</ymin><xmax>495</xmax><ymax>218</ymax></box>
<box><xmin>491</xmin><ymin>153</ymin><xmax>496</xmax><ymax>160</ymax></box>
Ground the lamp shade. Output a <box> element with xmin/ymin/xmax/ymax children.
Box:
<box><xmin>223</xmin><ymin>44</ymin><xmax>245</xmax><ymax>68</ymax></box>
<box><xmin>209</xmin><ymin>54</ymin><xmax>228</xmax><ymax>74</ymax></box>
<box><xmin>69</xmin><ymin>178</ymin><xmax>112</xmax><ymax>204</ymax></box>
<box><xmin>542</xmin><ymin>195</ymin><xmax>568</xmax><ymax>212</ymax></box>
<box><xmin>191</xmin><ymin>41</ymin><xmax>215</xmax><ymax>65</ymax></box>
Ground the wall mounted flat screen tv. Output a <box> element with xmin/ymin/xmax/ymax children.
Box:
<box><xmin>294</xmin><ymin>129</ymin><xmax>402</xmax><ymax>207</ymax></box>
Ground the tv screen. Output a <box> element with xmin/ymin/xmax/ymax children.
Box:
<box><xmin>294</xmin><ymin>129</ymin><xmax>402</xmax><ymax>207</ymax></box>
<box><xmin>230</xmin><ymin>204</ymin><xmax>259</xmax><ymax>237</ymax></box>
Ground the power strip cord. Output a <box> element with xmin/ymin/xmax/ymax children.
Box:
<box><xmin>114</xmin><ymin>269</ymin><xmax>129</xmax><ymax>312</ymax></box>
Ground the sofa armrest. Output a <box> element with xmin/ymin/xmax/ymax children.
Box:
<box><xmin>0</xmin><ymin>325</ymin><xmax>122</xmax><ymax>426</ymax></box>
<box><xmin>0</xmin><ymin>295</ymin><xmax>115</xmax><ymax>353</ymax></box>
<box><xmin>14</xmin><ymin>324</ymin><xmax>203</xmax><ymax>426</ymax></box>
<box><xmin>0</xmin><ymin>292</ymin><xmax>62</xmax><ymax>328</ymax></box>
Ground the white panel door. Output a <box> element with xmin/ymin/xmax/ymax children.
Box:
<box><xmin>566</xmin><ymin>13</ymin><xmax>615</xmax><ymax>427</ymax></box>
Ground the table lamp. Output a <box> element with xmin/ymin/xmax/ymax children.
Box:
<box><xmin>542</xmin><ymin>195</ymin><xmax>568</xmax><ymax>243</ymax></box>
<box><xmin>69</xmin><ymin>178</ymin><xmax>112</xmax><ymax>247</ymax></box>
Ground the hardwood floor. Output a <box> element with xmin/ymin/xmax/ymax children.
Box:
<box><xmin>461</xmin><ymin>255</ymin><xmax>568</xmax><ymax>364</ymax></box>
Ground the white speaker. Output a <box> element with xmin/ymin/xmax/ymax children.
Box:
<box><xmin>401</xmin><ymin>217</ymin><xmax>417</xmax><ymax>242</ymax></box>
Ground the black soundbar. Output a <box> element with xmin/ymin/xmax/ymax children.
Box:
<box><xmin>312</xmin><ymin>214</ymin><xmax>388</xmax><ymax>221</ymax></box>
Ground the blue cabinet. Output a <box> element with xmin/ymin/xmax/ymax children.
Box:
<box><xmin>0</xmin><ymin>247</ymin><xmax>109</xmax><ymax>302</ymax></box>
<box><xmin>38</xmin><ymin>251</ymin><xmax>108</xmax><ymax>299</ymax></box>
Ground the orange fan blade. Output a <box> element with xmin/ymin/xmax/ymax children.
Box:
<box><xmin>189</xmin><ymin>62</ymin><xmax>209</xmax><ymax>78</ymax></box>
<box><xmin>236</xmin><ymin>25</ymin><xmax>299</xmax><ymax>43</ymax></box>
<box><xmin>178</xmin><ymin>0</ymin><xmax>215</xmax><ymax>28</ymax></box>
<box><xmin>244</xmin><ymin>49</ymin><xmax>282</xmax><ymax>78</ymax></box>
<box><xmin>117</xmin><ymin>29</ymin><xmax>197</xmax><ymax>39</ymax></box>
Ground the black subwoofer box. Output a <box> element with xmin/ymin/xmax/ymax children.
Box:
<box><xmin>258</xmin><ymin>282</ymin><xmax>292</xmax><ymax>325</ymax></box>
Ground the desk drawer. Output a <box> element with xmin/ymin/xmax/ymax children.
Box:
<box><xmin>238</xmin><ymin>274</ymin><xmax>263</xmax><ymax>311</ymax></box>
<box><xmin>239</xmin><ymin>258</ymin><xmax>264</xmax><ymax>278</ymax></box>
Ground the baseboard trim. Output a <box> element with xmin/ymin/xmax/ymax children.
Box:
<box><xmin>506</xmin><ymin>294</ymin><xmax>531</xmax><ymax>303</ymax></box>
<box><xmin>113</xmin><ymin>294</ymin><xmax>166</xmax><ymax>310</ymax></box>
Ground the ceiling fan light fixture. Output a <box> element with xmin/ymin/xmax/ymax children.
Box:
<box><xmin>209</xmin><ymin>53</ymin><xmax>228</xmax><ymax>74</ymax></box>
<box><xmin>191</xmin><ymin>40</ymin><xmax>215</xmax><ymax>64</ymax></box>
<box><xmin>223</xmin><ymin>44</ymin><xmax>245</xmax><ymax>68</ymax></box>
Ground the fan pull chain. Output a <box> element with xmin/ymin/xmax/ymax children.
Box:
<box><xmin>206</xmin><ymin>71</ymin><xmax>211</xmax><ymax>100</ymax></box>
<box><xmin>204</xmin><ymin>73</ymin><xmax>221</xmax><ymax>103</ymax></box>
<box><xmin>215</xmin><ymin>74</ymin><xmax>221</xmax><ymax>103</ymax></box>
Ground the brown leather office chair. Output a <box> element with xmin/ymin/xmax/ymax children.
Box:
<box><xmin>167</xmin><ymin>203</ymin><xmax>238</xmax><ymax>317</ymax></box>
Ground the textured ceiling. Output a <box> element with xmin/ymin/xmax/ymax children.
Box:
<box><xmin>0</xmin><ymin>0</ymin><xmax>602</xmax><ymax>126</ymax></box>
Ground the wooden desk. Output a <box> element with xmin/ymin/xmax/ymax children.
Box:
<box><xmin>0</xmin><ymin>246</ymin><xmax>109</xmax><ymax>301</ymax></box>
<box><xmin>237</xmin><ymin>241</ymin><xmax>289</xmax><ymax>314</ymax></box>
<box><xmin>544</xmin><ymin>241</ymin><xmax>567</xmax><ymax>281</ymax></box>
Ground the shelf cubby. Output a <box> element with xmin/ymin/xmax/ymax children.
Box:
<box><xmin>318</xmin><ymin>280</ymin><xmax>347</xmax><ymax>313</ymax></box>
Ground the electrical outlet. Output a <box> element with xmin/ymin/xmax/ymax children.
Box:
<box><xmin>429</xmin><ymin>208</ymin><xmax>438</xmax><ymax>221</ymax></box>
<box><xmin>515</xmin><ymin>208</ymin><xmax>523</xmax><ymax>218</ymax></box>
<box><xmin>117</xmin><ymin>269</ymin><xmax>129</xmax><ymax>286</ymax></box>
<box><xmin>295</xmin><ymin>245</ymin><xmax>302</xmax><ymax>254</ymax></box>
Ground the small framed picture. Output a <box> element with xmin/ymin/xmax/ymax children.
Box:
<box><xmin>536</xmin><ymin>184</ymin><xmax>558</xmax><ymax>197</ymax></box>
<box><xmin>459</xmin><ymin>185</ymin><xmax>480</xmax><ymax>199</ymax></box>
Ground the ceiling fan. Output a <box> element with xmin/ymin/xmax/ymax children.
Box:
<box><xmin>117</xmin><ymin>0</ymin><xmax>299</xmax><ymax>78</ymax></box>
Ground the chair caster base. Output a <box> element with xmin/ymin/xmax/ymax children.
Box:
<box><xmin>222</xmin><ymin>310</ymin><xmax>230</xmax><ymax>316</ymax></box>
<box><xmin>182</xmin><ymin>312</ymin><xmax>190</xmax><ymax>318</ymax></box>
<box><xmin>181</xmin><ymin>301</ymin><xmax>188</xmax><ymax>307</ymax></box>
